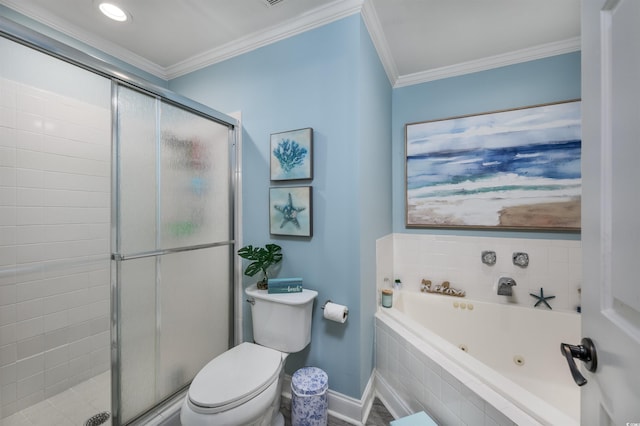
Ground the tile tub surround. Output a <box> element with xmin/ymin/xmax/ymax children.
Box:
<box><xmin>375</xmin><ymin>315</ymin><xmax>517</xmax><ymax>426</ymax></box>
<box><xmin>376</xmin><ymin>294</ymin><xmax>580</xmax><ymax>426</ymax></box>
<box><xmin>390</xmin><ymin>290</ymin><xmax>579</xmax><ymax>418</ymax></box>
<box><xmin>376</xmin><ymin>316</ymin><xmax>507</xmax><ymax>426</ymax></box>
<box><xmin>375</xmin><ymin>233</ymin><xmax>581</xmax><ymax>425</ymax></box>
<box><xmin>0</xmin><ymin>75</ymin><xmax>111</xmax><ymax>417</ymax></box>
<box><xmin>377</xmin><ymin>234</ymin><xmax>582</xmax><ymax>313</ymax></box>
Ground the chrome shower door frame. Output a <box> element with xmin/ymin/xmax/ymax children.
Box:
<box><xmin>110</xmin><ymin>81</ymin><xmax>237</xmax><ymax>425</ymax></box>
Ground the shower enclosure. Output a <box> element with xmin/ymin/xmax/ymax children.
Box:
<box><xmin>112</xmin><ymin>84</ymin><xmax>234</xmax><ymax>425</ymax></box>
<box><xmin>0</xmin><ymin>17</ymin><xmax>236</xmax><ymax>426</ymax></box>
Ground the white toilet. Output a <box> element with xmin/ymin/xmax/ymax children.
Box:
<box><xmin>180</xmin><ymin>284</ymin><xmax>318</xmax><ymax>426</ymax></box>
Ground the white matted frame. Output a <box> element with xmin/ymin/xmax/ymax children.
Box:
<box><xmin>270</xmin><ymin>128</ymin><xmax>313</xmax><ymax>181</ymax></box>
<box><xmin>269</xmin><ymin>186</ymin><xmax>312</xmax><ymax>237</ymax></box>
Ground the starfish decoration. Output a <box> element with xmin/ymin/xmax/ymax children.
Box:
<box><xmin>274</xmin><ymin>192</ymin><xmax>305</xmax><ymax>229</ymax></box>
<box><xmin>529</xmin><ymin>287</ymin><xmax>555</xmax><ymax>309</ymax></box>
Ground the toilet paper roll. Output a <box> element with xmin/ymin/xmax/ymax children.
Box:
<box><xmin>323</xmin><ymin>302</ymin><xmax>348</xmax><ymax>323</ymax></box>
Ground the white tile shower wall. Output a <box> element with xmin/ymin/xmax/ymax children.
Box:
<box><xmin>0</xmin><ymin>77</ymin><xmax>111</xmax><ymax>418</ymax></box>
<box><xmin>389</xmin><ymin>233</ymin><xmax>581</xmax><ymax>312</ymax></box>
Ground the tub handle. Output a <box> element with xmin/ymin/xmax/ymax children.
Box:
<box><xmin>560</xmin><ymin>337</ymin><xmax>598</xmax><ymax>386</ymax></box>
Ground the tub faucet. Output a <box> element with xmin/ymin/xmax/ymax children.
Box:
<box><xmin>497</xmin><ymin>277</ymin><xmax>516</xmax><ymax>296</ymax></box>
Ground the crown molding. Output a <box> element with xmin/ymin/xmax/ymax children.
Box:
<box><xmin>2</xmin><ymin>0</ymin><xmax>365</xmax><ymax>81</ymax></box>
<box><xmin>1</xmin><ymin>0</ymin><xmax>168</xmax><ymax>79</ymax></box>
<box><xmin>3</xmin><ymin>0</ymin><xmax>580</xmax><ymax>87</ymax></box>
<box><xmin>166</xmin><ymin>0</ymin><xmax>364</xmax><ymax>79</ymax></box>
<box><xmin>394</xmin><ymin>36</ymin><xmax>581</xmax><ymax>88</ymax></box>
<box><xmin>360</xmin><ymin>0</ymin><xmax>398</xmax><ymax>85</ymax></box>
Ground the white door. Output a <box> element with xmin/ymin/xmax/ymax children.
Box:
<box><xmin>581</xmin><ymin>0</ymin><xmax>640</xmax><ymax>424</ymax></box>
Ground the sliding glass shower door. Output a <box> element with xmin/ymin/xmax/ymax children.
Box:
<box><xmin>112</xmin><ymin>84</ymin><xmax>234</xmax><ymax>424</ymax></box>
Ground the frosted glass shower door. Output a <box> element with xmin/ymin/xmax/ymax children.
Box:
<box><xmin>113</xmin><ymin>85</ymin><xmax>233</xmax><ymax>424</ymax></box>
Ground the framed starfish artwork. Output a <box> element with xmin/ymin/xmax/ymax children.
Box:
<box><xmin>270</xmin><ymin>128</ymin><xmax>313</xmax><ymax>181</ymax></box>
<box><xmin>269</xmin><ymin>186</ymin><xmax>312</xmax><ymax>237</ymax></box>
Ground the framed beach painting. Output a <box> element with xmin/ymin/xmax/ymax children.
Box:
<box><xmin>269</xmin><ymin>186</ymin><xmax>312</xmax><ymax>237</ymax></box>
<box><xmin>270</xmin><ymin>128</ymin><xmax>313</xmax><ymax>181</ymax></box>
<box><xmin>405</xmin><ymin>100</ymin><xmax>581</xmax><ymax>231</ymax></box>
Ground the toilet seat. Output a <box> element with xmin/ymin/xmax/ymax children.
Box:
<box><xmin>188</xmin><ymin>342</ymin><xmax>283</xmax><ymax>414</ymax></box>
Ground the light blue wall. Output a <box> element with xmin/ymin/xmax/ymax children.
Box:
<box><xmin>170</xmin><ymin>14</ymin><xmax>392</xmax><ymax>398</ymax></box>
<box><xmin>355</xmin><ymin>20</ymin><xmax>392</xmax><ymax>388</ymax></box>
<box><xmin>392</xmin><ymin>52</ymin><xmax>582</xmax><ymax>240</ymax></box>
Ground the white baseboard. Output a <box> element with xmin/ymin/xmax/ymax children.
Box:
<box><xmin>282</xmin><ymin>370</ymin><xmax>376</xmax><ymax>426</ymax></box>
<box><xmin>157</xmin><ymin>371</ymin><xmax>378</xmax><ymax>426</ymax></box>
<box><xmin>373</xmin><ymin>372</ymin><xmax>410</xmax><ymax>420</ymax></box>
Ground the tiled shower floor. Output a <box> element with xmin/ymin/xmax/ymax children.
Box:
<box><xmin>2</xmin><ymin>371</ymin><xmax>111</xmax><ymax>426</ymax></box>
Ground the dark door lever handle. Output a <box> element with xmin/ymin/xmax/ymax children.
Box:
<box><xmin>560</xmin><ymin>337</ymin><xmax>598</xmax><ymax>386</ymax></box>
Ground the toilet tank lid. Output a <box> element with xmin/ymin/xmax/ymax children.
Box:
<box><xmin>188</xmin><ymin>342</ymin><xmax>282</xmax><ymax>411</ymax></box>
<box><xmin>245</xmin><ymin>284</ymin><xmax>317</xmax><ymax>305</ymax></box>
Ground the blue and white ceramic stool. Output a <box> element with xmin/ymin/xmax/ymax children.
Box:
<box><xmin>291</xmin><ymin>367</ymin><xmax>329</xmax><ymax>426</ymax></box>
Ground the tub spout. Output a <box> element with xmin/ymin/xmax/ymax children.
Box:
<box><xmin>497</xmin><ymin>277</ymin><xmax>516</xmax><ymax>296</ymax></box>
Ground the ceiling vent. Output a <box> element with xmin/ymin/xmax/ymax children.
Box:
<box><xmin>262</xmin><ymin>0</ymin><xmax>285</xmax><ymax>6</ymax></box>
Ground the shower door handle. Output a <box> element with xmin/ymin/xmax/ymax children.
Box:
<box><xmin>560</xmin><ymin>337</ymin><xmax>598</xmax><ymax>386</ymax></box>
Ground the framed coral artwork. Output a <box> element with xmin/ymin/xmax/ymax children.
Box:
<box><xmin>270</xmin><ymin>128</ymin><xmax>313</xmax><ymax>181</ymax></box>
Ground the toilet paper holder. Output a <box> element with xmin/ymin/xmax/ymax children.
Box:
<box><xmin>321</xmin><ymin>300</ymin><xmax>349</xmax><ymax>315</ymax></box>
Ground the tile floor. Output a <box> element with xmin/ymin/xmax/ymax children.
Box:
<box><xmin>359</xmin><ymin>399</ymin><xmax>395</xmax><ymax>426</ymax></box>
<box><xmin>2</xmin><ymin>373</ymin><xmax>394</xmax><ymax>426</ymax></box>
<box><xmin>281</xmin><ymin>397</ymin><xmax>394</xmax><ymax>426</ymax></box>
<box><xmin>1</xmin><ymin>371</ymin><xmax>111</xmax><ymax>426</ymax></box>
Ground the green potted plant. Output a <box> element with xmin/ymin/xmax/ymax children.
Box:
<box><xmin>237</xmin><ymin>243</ymin><xmax>283</xmax><ymax>289</ymax></box>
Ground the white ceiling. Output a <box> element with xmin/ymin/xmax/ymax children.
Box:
<box><xmin>0</xmin><ymin>0</ymin><xmax>581</xmax><ymax>87</ymax></box>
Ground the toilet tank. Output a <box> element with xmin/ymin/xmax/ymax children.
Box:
<box><xmin>245</xmin><ymin>284</ymin><xmax>318</xmax><ymax>353</ymax></box>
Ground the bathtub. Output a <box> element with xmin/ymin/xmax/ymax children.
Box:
<box><xmin>375</xmin><ymin>291</ymin><xmax>580</xmax><ymax>426</ymax></box>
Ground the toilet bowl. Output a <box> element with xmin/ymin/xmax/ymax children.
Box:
<box><xmin>180</xmin><ymin>342</ymin><xmax>286</xmax><ymax>426</ymax></box>
<box><xmin>181</xmin><ymin>284</ymin><xmax>317</xmax><ymax>426</ymax></box>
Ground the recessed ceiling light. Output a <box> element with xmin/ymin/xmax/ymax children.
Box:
<box><xmin>99</xmin><ymin>2</ymin><xmax>129</xmax><ymax>22</ymax></box>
